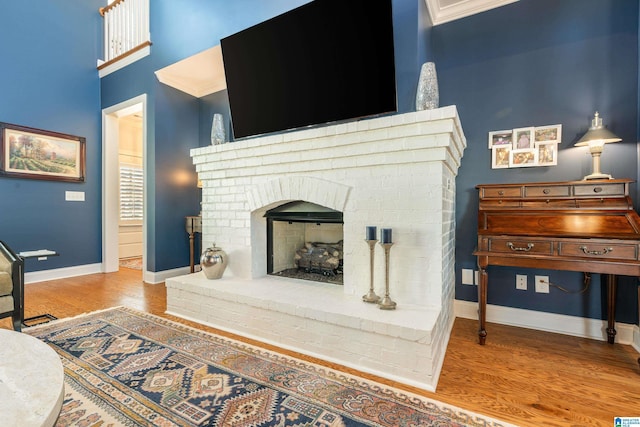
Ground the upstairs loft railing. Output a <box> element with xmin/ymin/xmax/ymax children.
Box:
<box><xmin>98</xmin><ymin>0</ymin><xmax>150</xmax><ymax>71</ymax></box>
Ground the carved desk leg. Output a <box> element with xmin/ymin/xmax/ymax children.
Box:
<box><xmin>477</xmin><ymin>256</ymin><xmax>489</xmax><ymax>345</ymax></box>
<box><xmin>606</xmin><ymin>274</ymin><xmax>617</xmax><ymax>344</ymax></box>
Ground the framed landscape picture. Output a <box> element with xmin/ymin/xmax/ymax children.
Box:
<box><xmin>0</xmin><ymin>122</ymin><xmax>85</xmax><ymax>182</ymax></box>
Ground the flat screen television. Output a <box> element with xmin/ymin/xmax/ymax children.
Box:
<box><xmin>221</xmin><ymin>0</ymin><xmax>397</xmax><ymax>140</ymax></box>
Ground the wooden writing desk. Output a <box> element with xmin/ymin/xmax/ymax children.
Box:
<box><xmin>474</xmin><ymin>179</ymin><xmax>640</xmax><ymax>345</ymax></box>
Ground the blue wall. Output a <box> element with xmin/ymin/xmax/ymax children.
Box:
<box><xmin>0</xmin><ymin>1</ymin><xmax>103</xmax><ymax>271</ymax></box>
<box><xmin>102</xmin><ymin>0</ymin><xmax>426</xmax><ymax>271</ymax></box>
<box><xmin>101</xmin><ymin>0</ymin><xmax>313</xmax><ymax>272</ymax></box>
<box><xmin>431</xmin><ymin>0</ymin><xmax>639</xmax><ymax>323</ymax></box>
<box><xmin>1</xmin><ymin>0</ymin><xmax>637</xmax><ymax>325</ymax></box>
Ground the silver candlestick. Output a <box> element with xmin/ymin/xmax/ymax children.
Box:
<box><xmin>378</xmin><ymin>242</ymin><xmax>397</xmax><ymax>310</ymax></box>
<box><xmin>362</xmin><ymin>239</ymin><xmax>381</xmax><ymax>303</ymax></box>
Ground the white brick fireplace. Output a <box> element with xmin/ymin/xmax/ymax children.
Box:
<box><xmin>166</xmin><ymin>106</ymin><xmax>466</xmax><ymax>391</ymax></box>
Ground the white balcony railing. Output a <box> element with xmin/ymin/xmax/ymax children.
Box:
<box><xmin>98</xmin><ymin>0</ymin><xmax>150</xmax><ymax>75</ymax></box>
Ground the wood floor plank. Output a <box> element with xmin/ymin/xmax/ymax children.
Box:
<box><xmin>2</xmin><ymin>268</ymin><xmax>639</xmax><ymax>426</ymax></box>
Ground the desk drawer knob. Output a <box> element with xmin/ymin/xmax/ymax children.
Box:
<box><xmin>543</xmin><ymin>189</ymin><xmax>550</xmax><ymax>194</ymax></box>
<box><xmin>579</xmin><ymin>246</ymin><xmax>612</xmax><ymax>256</ymax></box>
<box><xmin>498</xmin><ymin>190</ymin><xmax>504</xmax><ymax>196</ymax></box>
<box><xmin>593</xmin><ymin>187</ymin><xmax>603</xmax><ymax>193</ymax></box>
<box><xmin>507</xmin><ymin>242</ymin><xmax>534</xmax><ymax>252</ymax></box>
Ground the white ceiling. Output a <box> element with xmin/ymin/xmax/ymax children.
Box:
<box><xmin>155</xmin><ymin>0</ymin><xmax>519</xmax><ymax>98</ymax></box>
<box><xmin>424</xmin><ymin>0</ymin><xmax>518</xmax><ymax>25</ymax></box>
<box><xmin>155</xmin><ymin>45</ymin><xmax>226</xmax><ymax>98</ymax></box>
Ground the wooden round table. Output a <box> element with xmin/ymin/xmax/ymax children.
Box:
<box><xmin>0</xmin><ymin>329</ymin><xmax>65</xmax><ymax>426</ymax></box>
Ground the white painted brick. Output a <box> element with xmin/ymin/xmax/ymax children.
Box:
<box><xmin>180</xmin><ymin>109</ymin><xmax>466</xmax><ymax>390</ymax></box>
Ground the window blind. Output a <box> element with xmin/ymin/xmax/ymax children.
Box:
<box><xmin>120</xmin><ymin>165</ymin><xmax>143</xmax><ymax>221</ymax></box>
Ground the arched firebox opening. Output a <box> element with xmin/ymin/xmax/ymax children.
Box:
<box><xmin>264</xmin><ymin>201</ymin><xmax>343</xmax><ymax>285</ymax></box>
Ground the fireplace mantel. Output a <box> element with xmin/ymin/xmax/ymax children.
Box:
<box><xmin>167</xmin><ymin>106</ymin><xmax>466</xmax><ymax>390</ymax></box>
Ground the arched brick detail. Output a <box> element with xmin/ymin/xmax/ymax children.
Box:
<box><xmin>247</xmin><ymin>176</ymin><xmax>351</xmax><ymax>212</ymax></box>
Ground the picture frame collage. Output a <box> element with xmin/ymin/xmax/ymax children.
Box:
<box><xmin>488</xmin><ymin>124</ymin><xmax>562</xmax><ymax>169</ymax></box>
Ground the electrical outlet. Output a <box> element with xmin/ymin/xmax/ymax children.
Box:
<box><xmin>516</xmin><ymin>274</ymin><xmax>527</xmax><ymax>290</ymax></box>
<box><xmin>462</xmin><ymin>269</ymin><xmax>474</xmax><ymax>285</ymax></box>
<box><xmin>535</xmin><ymin>275</ymin><xmax>550</xmax><ymax>293</ymax></box>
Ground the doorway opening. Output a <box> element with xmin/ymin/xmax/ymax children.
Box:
<box><xmin>102</xmin><ymin>95</ymin><xmax>147</xmax><ymax>277</ymax></box>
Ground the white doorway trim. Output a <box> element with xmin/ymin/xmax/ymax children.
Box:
<box><xmin>102</xmin><ymin>94</ymin><xmax>148</xmax><ymax>275</ymax></box>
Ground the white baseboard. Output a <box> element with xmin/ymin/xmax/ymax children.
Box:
<box><xmin>455</xmin><ymin>299</ymin><xmax>637</xmax><ymax>345</ymax></box>
<box><xmin>25</xmin><ymin>263</ymin><xmax>102</xmax><ymax>284</ymax></box>
<box><xmin>25</xmin><ymin>263</ymin><xmax>190</xmax><ymax>286</ymax></box>
<box><xmin>144</xmin><ymin>266</ymin><xmax>191</xmax><ymax>284</ymax></box>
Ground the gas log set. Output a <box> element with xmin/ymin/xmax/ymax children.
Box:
<box><xmin>294</xmin><ymin>241</ymin><xmax>343</xmax><ymax>276</ymax></box>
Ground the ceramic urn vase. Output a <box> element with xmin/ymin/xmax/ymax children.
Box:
<box><xmin>200</xmin><ymin>244</ymin><xmax>228</xmax><ymax>279</ymax></box>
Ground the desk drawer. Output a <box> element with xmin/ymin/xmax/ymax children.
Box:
<box><xmin>524</xmin><ymin>185</ymin><xmax>570</xmax><ymax>198</ymax></box>
<box><xmin>574</xmin><ymin>183</ymin><xmax>626</xmax><ymax>197</ymax></box>
<box><xmin>481</xmin><ymin>187</ymin><xmax>522</xmax><ymax>198</ymax></box>
<box><xmin>558</xmin><ymin>242</ymin><xmax>639</xmax><ymax>260</ymax></box>
<box><xmin>520</xmin><ymin>199</ymin><xmax>577</xmax><ymax>209</ymax></box>
<box><xmin>576</xmin><ymin>197</ymin><xmax>631</xmax><ymax>209</ymax></box>
<box><xmin>480</xmin><ymin>200</ymin><xmax>521</xmax><ymax>208</ymax></box>
<box><xmin>487</xmin><ymin>238</ymin><xmax>553</xmax><ymax>255</ymax></box>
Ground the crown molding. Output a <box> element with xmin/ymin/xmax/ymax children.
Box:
<box><xmin>425</xmin><ymin>0</ymin><xmax>518</xmax><ymax>25</ymax></box>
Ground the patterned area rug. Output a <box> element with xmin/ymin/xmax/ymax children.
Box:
<box><xmin>26</xmin><ymin>307</ymin><xmax>515</xmax><ymax>427</ymax></box>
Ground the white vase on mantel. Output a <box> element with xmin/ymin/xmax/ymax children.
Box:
<box><xmin>415</xmin><ymin>62</ymin><xmax>439</xmax><ymax>111</ymax></box>
<box><xmin>211</xmin><ymin>113</ymin><xmax>226</xmax><ymax>145</ymax></box>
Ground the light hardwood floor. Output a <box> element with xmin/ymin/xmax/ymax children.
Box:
<box><xmin>3</xmin><ymin>267</ymin><xmax>639</xmax><ymax>427</ymax></box>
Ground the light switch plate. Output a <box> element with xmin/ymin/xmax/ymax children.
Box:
<box><xmin>65</xmin><ymin>191</ymin><xmax>85</xmax><ymax>201</ymax></box>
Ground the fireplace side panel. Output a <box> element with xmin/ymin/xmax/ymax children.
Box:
<box><xmin>272</xmin><ymin>221</ymin><xmax>305</xmax><ymax>273</ymax></box>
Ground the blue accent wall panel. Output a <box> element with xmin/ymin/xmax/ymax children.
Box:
<box><xmin>100</xmin><ymin>57</ymin><xmax>159</xmax><ymax>269</ymax></box>
<box><xmin>151</xmin><ymin>0</ymin><xmax>312</xmax><ymax>71</ymax></box>
<box><xmin>100</xmin><ymin>0</ymin><xmax>311</xmax><ymax>272</ymax></box>
<box><xmin>0</xmin><ymin>0</ymin><xmax>103</xmax><ymax>271</ymax></box>
<box><xmin>391</xmin><ymin>0</ymin><xmax>420</xmax><ymax>114</ymax></box>
<box><xmin>153</xmin><ymin>84</ymin><xmax>200</xmax><ymax>270</ymax></box>
<box><xmin>103</xmin><ymin>0</ymin><xmax>424</xmax><ymax>272</ymax></box>
<box><xmin>431</xmin><ymin>0</ymin><xmax>639</xmax><ymax>323</ymax></box>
